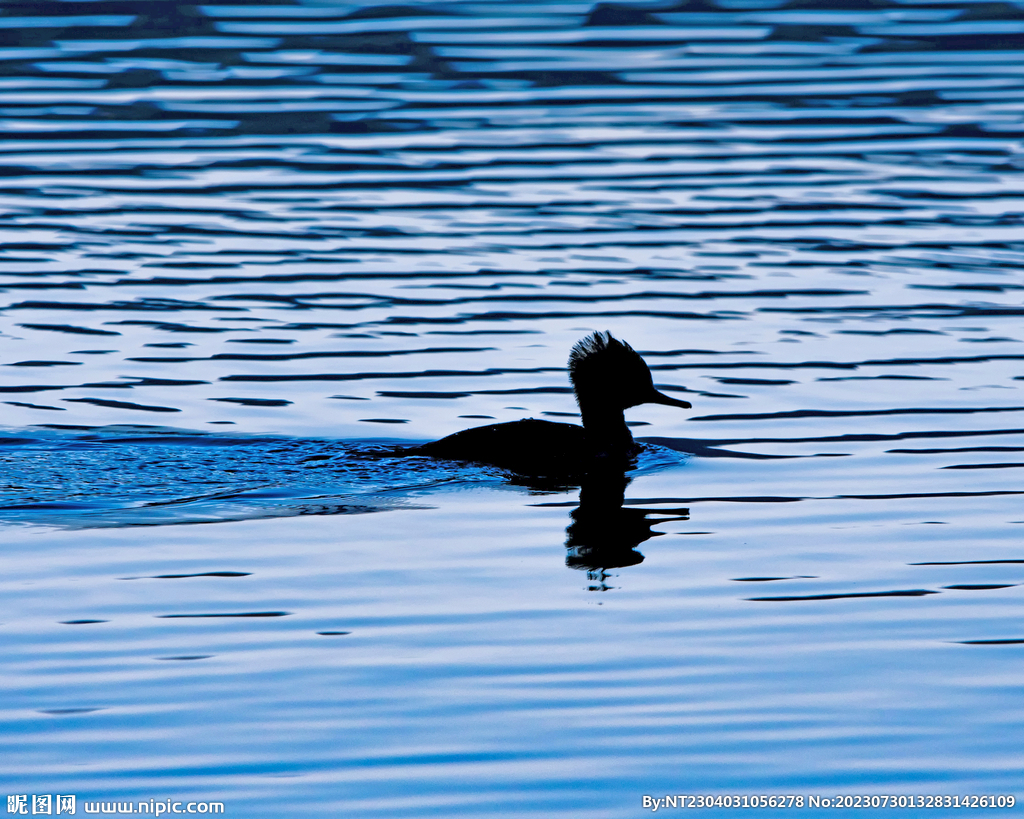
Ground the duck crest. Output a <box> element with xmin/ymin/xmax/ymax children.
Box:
<box><xmin>569</xmin><ymin>330</ymin><xmax>612</xmax><ymax>363</ymax></box>
<box><xmin>568</xmin><ymin>331</ymin><xmax>637</xmax><ymax>378</ymax></box>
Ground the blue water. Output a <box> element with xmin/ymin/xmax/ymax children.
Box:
<box><xmin>2</xmin><ymin>0</ymin><xmax>1024</xmax><ymax>815</ymax></box>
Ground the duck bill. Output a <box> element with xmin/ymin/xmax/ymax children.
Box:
<box><xmin>648</xmin><ymin>388</ymin><xmax>691</xmax><ymax>409</ymax></box>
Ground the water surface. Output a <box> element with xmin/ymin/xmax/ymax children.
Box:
<box><xmin>2</xmin><ymin>0</ymin><xmax>1024</xmax><ymax>815</ymax></box>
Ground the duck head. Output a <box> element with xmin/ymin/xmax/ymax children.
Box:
<box><xmin>568</xmin><ymin>331</ymin><xmax>691</xmax><ymax>413</ymax></box>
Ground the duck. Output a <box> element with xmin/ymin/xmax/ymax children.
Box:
<box><xmin>408</xmin><ymin>331</ymin><xmax>691</xmax><ymax>477</ymax></box>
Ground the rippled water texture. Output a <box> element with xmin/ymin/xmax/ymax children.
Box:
<box><xmin>2</xmin><ymin>0</ymin><xmax>1024</xmax><ymax>815</ymax></box>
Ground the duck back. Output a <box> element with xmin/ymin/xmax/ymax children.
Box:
<box><xmin>410</xmin><ymin>418</ymin><xmax>592</xmax><ymax>477</ymax></box>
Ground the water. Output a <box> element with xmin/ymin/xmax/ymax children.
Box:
<box><xmin>2</xmin><ymin>0</ymin><xmax>1024</xmax><ymax>815</ymax></box>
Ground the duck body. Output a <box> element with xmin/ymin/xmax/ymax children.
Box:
<box><xmin>408</xmin><ymin>332</ymin><xmax>691</xmax><ymax>478</ymax></box>
<box><xmin>410</xmin><ymin>417</ymin><xmax>634</xmax><ymax>477</ymax></box>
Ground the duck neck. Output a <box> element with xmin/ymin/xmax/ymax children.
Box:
<box><xmin>578</xmin><ymin>400</ymin><xmax>635</xmax><ymax>460</ymax></box>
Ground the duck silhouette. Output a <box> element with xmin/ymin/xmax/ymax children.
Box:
<box><xmin>410</xmin><ymin>332</ymin><xmax>691</xmax><ymax>477</ymax></box>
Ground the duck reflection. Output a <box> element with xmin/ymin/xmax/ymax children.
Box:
<box><xmin>564</xmin><ymin>469</ymin><xmax>689</xmax><ymax>588</ymax></box>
